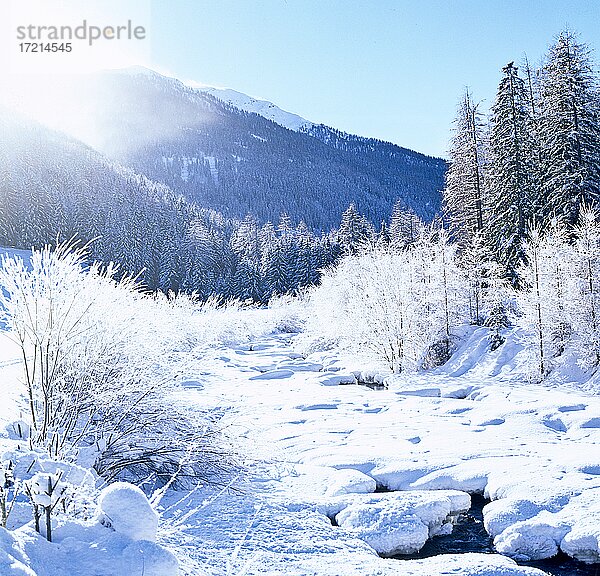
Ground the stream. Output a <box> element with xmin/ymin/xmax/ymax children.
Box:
<box><xmin>396</xmin><ymin>495</ymin><xmax>599</xmax><ymax>576</ymax></box>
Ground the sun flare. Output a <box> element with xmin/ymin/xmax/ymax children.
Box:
<box><xmin>0</xmin><ymin>0</ymin><xmax>151</xmax><ymax>144</ymax></box>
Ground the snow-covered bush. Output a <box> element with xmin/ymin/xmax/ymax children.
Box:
<box><xmin>302</xmin><ymin>230</ymin><xmax>472</xmax><ymax>372</ymax></box>
<box><xmin>0</xmin><ymin>479</ymin><xmax>178</xmax><ymax>576</ymax></box>
<box><xmin>24</xmin><ymin>471</ymin><xmax>70</xmax><ymax>542</ymax></box>
<box><xmin>97</xmin><ymin>482</ymin><xmax>158</xmax><ymax>541</ymax></box>
<box><xmin>0</xmin><ymin>240</ymin><xmax>233</xmax><ymax>487</ymax></box>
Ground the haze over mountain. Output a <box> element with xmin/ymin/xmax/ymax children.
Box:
<box><xmin>5</xmin><ymin>66</ymin><xmax>446</xmax><ymax>231</ymax></box>
<box><xmin>0</xmin><ymin>105</ymin><xmax>340</xmax><ymax>298</ymax></box>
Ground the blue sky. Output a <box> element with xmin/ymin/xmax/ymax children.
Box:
<box><xmin>146</xmin><ymin>0</ymin><xmax>600</xmax><ymax>155</ymax></box>
<box><xmin>7</xmin><ymin>1</ymin><xmax>599</xmax><ymax>158</ymax></box>
<box><xmin>149</xmin><ymin>0</ymin><xmax>600</xmax><ymax>158</ymax></box>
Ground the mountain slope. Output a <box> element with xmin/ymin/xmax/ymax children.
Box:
<box><xmin>189</xmin><ymin>83</ymin><xmax>313</xmax><ymax>132</ymax></box>
<box><xmin>0</xmin><ymin>106</ymin><xmax>216</xmax><ymax>291</ymax></box>
<box><xmin>8</xmin><ymin>67</ymin><xmax>446</xmax><ymax>230</ymax></box>
<box><xmin>0</xmin><ymin>107</ymin><xmax>340</xmax><ymax>299</ymax></box>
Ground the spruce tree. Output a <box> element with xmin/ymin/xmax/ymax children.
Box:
<box><xmin>538</xmin><ymin>30</ymin><xmax>600</xmax><ymax>225</ymax></box>
<box><xmin>389</xmin><ymin>200</ymin><xmax>421</xmax><ymax>249</ymax></box>
<box><xmin>338</xmin><ymin>204</ymin><xmax>373</xmax><ymax>255</ymax></box>
<box><xmin>487</xmin><ymin>62</ymin><xmax>537</xmax><ymax>281</ymax></box>
<box><xmin>442</xmin><ymin>89</ymin><xmax>486</xmax><ymax>246</ymax></box>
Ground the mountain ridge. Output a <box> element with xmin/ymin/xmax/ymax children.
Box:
<box><xmin>4</xmin><ymin>65</ymin><xmax>446</xmax><ymax>230</ymax></box>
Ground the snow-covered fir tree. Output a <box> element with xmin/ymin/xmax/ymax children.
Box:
<box><xmin>486</xmin><ymin>61</ymin><xmax>538</xmax><ymax>282</ymax></box>
<box><xmin>337</xmin><ymin>204</ymin><xmax>374</xmax><ymax>255</ymax></box>
<box><xmin>538</xmin><ymin>30</ymin><xmax>600</xmax><ymax>225</ymax></box>
<box><xmin>442</xmin><ymin>89</ymin><xmax>487</xmax><ymax>246</ymax></box>
<box><xmin>389</xmin><ymin>200</ymin><xmax>422</xmax><ymax>249</ymax></box>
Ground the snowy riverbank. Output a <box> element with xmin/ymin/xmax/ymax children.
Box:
<box><xmin>1</xmin><ymin>311</ymin><xmax>599</xmax><ymax>575</ymax></box>
<box><xmin>158</xmin><ymin>324</ymin><xmax>600</xmax><ymax>575</ymax></box>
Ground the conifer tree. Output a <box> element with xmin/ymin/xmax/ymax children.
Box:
<box><xmin>338</xmin><ymin>204</ymin><xmax>374</xmax><ymax>255</ymax></box>
<box><xmin>538</xmin><ymin>30</ymin><xmax>600</xmax><ymax>225</ymax></box>
<box><xmin>487</xmin><ymin>62</ymin><xmax>537</xmax><ymax>281</ymax></box>
<box><xmin>442</xmin><ymin>89</ymin><xmax>486</xmax><ymax>246</ymax></box>
<box><xmin>389</xmin><ymin>200</ymin><xmax>421</xmax><ymax>249</ymax></box>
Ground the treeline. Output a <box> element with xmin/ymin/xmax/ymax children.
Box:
<box><xmin>306</xmin><ymin>209</ymin><xmax>600</xmax><ymax>381</ymax></box>
<box><xmin>443</xmin><ymin>29</ymin><xmax>600</xmax><ymax>283</ymax></box>
<box><xmin>0</xmin><ymin>107</ymin><xmax>424</xmax><ymax>301</ymax></box>
<box><xmin>303</xmin><ymin>30</ymin><xmax>600</xmax><ymax>382</ymax></box>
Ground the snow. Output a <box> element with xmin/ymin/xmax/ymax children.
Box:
<box><xmin>156</xmin><ymin>323</ymin><xmax>599</xmax><ymax>574</ymax></box>
<box><xmin>0</xmin><ymin>529</ymin><xmax>36</xmax><ymax>576</ymax></box>
<box><xmin>492</xmin><ymin>488</ymin><xmax>600</xmax><ymax>562</ymax></box>
<box><xmin>249</xmin><ymin>368</ymin><xmax>295</xmax><ymax>380</ymax></box>
<box><xmin>120</xmin><ymin>540</ymin><xmax>179</xmax><ymax>576</ymax></box>
<box><xmin>331</xmin><ymin>490</ymin><xmax>471</xmax><ymax>556</ymax></box>
<box><xmin>97</xmin><ymin>482</ymin><xmax>159</xmax><ymax>542</ymax></box>
<box><xmin>324</xmin><ymin>468</ymin><xmax>377</xmax><ymax>497</ymax></box>
<box><xmin>188</xmin><ymin>84</ymin><xmax>314</xmax><ymax>132</ymax></box>
<box><xmin>1</xmin><ymin>522</ymin><xmax>179</xmax><ymax>576</ymax></box>
<box><xmin>1</xmin><ymin>296</ymin><xmax>598</xmax><ymax>574</ymax></box>
<box><xmin>134</xmin><ymin>324</ymin><xmax>593</xmax><ymax>575</ymax></box>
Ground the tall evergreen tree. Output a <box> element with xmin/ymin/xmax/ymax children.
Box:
<box><xmin>487</xmin><ymin>62</ymin><xmax>537</xmax><ymax>281</ymax></box>
<box><xmin>442</xmin><ymin>89</ymin><xmax>486</xmax><ymax>246</ymax></box>
<box><xmin>538</xmin><ymin>30</ymin><xmax>600</xmax><ymax>225</ymax></box>
<box><xmin>338</xmin><ymin>204</ymin><xmax>373</xmax><ymax>255</ymax></box>
<box><xmin>389</xmin><ymin>200</ymin><xmax>421</xmax><ymax>249</ymax></box>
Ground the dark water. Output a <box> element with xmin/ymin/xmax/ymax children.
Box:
<box><xmin>393</xmin><ymin>494</ymin><xmax>599</xmax><ymax>576</ymax></box>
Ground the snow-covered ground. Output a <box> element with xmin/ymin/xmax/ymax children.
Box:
<box><xmin>1</xmin><ymin>307</ymin><xmax>599</xmax><ymax>575</ymax></box>
<box><xmin>156</xmin><ymin>323</ymin><xmax>599</xmax><ymax>575</ymax></box>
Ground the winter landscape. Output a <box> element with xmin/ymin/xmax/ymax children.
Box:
<box><xmin>2</xmin><ymin>1</ymin><xmax>600</xmax><ymax>575</ymax></box>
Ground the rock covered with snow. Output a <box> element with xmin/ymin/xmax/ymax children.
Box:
<box><xmin>494</xmin><ymin>514</ymin><xmax>568</xmax><ymax>561</ymax></box>
<box><xmin>492</xmin><ymin>488</ymin><xmax>600</xmax><ymax>563</ymax></box>
<box><xmin>97</xmin><ymin>482</ymin><xmax>159</xmax><ymax>542</ymax></box>
<box><xmin>314</xmin><ymin>373</ymin><xmax>357</xmax><ymax>386</ymax></box>
<box><xmin>330</xmin><ymin>490</ymin><xmax>470</xmax><ymax>556</ymax></box>
<box><xmin>325</xmin><ymin>468</ymin><xmax>377</xmax><ymax>497</ymax></box>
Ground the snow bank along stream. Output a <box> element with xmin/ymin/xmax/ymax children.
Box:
<box><xmin>166</xmin><ymin>326</ymin><xmax>600</xmax><ymax>575</ymax></box>
<box><xmin>2</xmin><ymin>322</ymin><xmax>600</xmax><ymax>575</ymax></box>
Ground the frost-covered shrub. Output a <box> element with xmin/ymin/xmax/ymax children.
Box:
<box><xmin>567</xmin><ymin>208</ymin><xmax>600</xmax><ymax>369</ymax></box>
<box><xmin>421</xmin><ymin>336</ymin><xmax>457</xmax><ymax>370</ymax></box>
<box><xmin>268</xmin><ymin>292</ymin><xmax>309</xmax><ymax>334</ymax></box>
<box><xmin>511</xmin><ymin>210</ymin><xmax>600</xmax><ymax>380</ymax></box>
<box><xmin>303</xmin><ymin>230</ymin><xmax>470</xmax><ymax>372</ymax></box>
<box><xmin>0</xmin><ymin>241</ymin><xmax>233</xmax><ymax>487</ymax></box>
<box><xmin>484</xmin><ymin>302</ymin><xmax>510</xmax><ymax>350</ymax></box>
<box><xmin>24</xmin><ymin>471</ymin><xmax>70</xmax><ymax>541</ymax></box>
